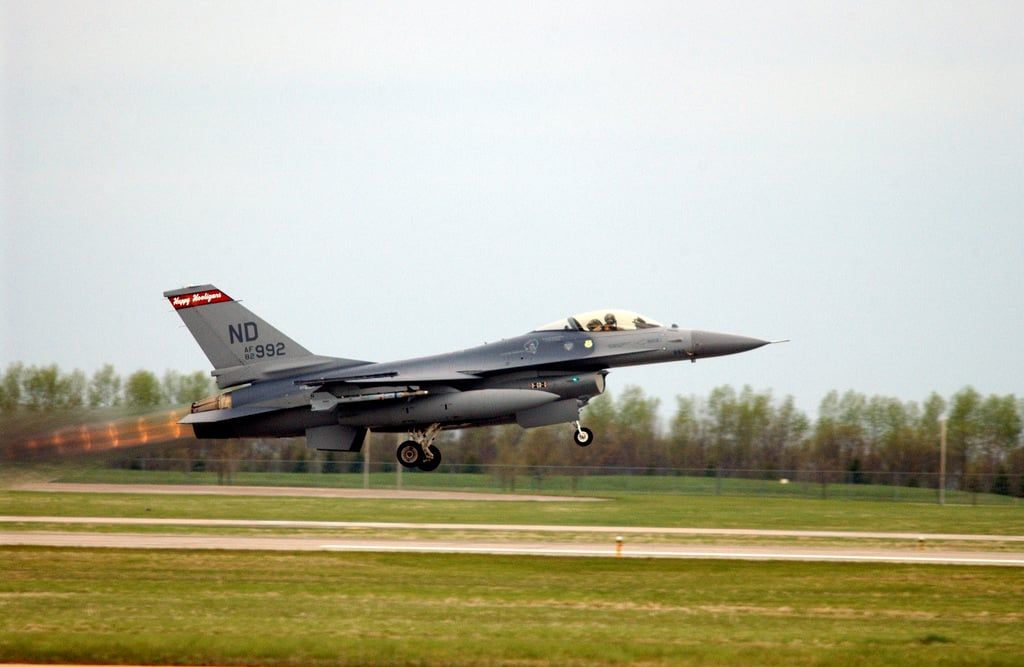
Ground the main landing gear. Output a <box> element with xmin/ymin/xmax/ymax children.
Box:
<box><xmin>396</xmin><ymin>423</ymin><xmax>443</xmax><ymax>471</ymax></box>
<box><xmin>396</xmin><ymin>421</ymin><xmax>597</xmax><ymax>472</ymax></box>
<box><xmin>572</xmin><ymin>421</ymin><xmax>594</xmax><ymax>447</ymax></box>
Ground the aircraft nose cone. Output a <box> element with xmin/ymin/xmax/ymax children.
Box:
<box><xmin>691</xmin><ymin>330</ymin><xmax>770</xmax><ymax>358</ymax></box>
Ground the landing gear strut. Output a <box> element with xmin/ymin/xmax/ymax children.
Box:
<box><xmin>396</xmin><ymin>423</ymin><xmax>444</xmax><ymax>471</ymax></box>
<box><xmin>572</xmin><ymin>421</ymin><xmax>594</xmax><ymax>447</ymax></box>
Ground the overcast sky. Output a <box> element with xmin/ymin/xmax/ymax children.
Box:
<box><xmin>2</xmin><ymin>1</ymin><xmax>1022</xmax><ymax>417</ymax></box>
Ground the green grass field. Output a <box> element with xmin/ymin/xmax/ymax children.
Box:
<box><xmin>42</xmin><ymin>464</ymin><xmax>1023</xmax><ymax>505</ymax></box>
<box><xmin>3</xmin><ymin>489</ymin><xmax>1023</xmax><ymax>535</ymax></box>
<box><xmin>3</xmin><ymin>472</ymin><xmax>1023</xmax><ymax>666</ymax></box>
<box><xmin>3</xmin><ymin>547</ymin><xmax>1023</xmax><ymax>666</ymax></box>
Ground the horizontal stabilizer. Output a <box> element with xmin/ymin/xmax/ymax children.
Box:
<box><xmin>180</xmin><ymin>405</ymin><xmax>281</xmax><ymax>424</ymax></box>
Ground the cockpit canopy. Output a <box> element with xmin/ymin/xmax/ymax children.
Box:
<box><xmin>535</xmin><ymin>309</ymin><xmax>664</xmax><ymax>333</ymax></box>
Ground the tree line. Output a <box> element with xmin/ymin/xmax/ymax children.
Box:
<box><xmin>0</xmin><ymin>363</ymin><xmax>213</xmax><ymax>411</ymax></box>
<box><xmin>444</xmin><ymin>385</ymin><xmax>1023</xmax><ymax>495</ymax></box>
<box><xmin>1</xmin><ymin>363</ymin><xmax>1021</xmax><ymax>495</ymax></box>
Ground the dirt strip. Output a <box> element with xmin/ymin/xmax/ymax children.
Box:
<box><xmin>12</xmin><ymin>482</ymin><xmax>602</xmax><ymax>502</ymax></box>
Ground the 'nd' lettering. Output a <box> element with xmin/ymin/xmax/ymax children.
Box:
<box><xmin>229</xmin><ymin>321</ymin><xmax>259</xmax><ymax>343</ymax></box>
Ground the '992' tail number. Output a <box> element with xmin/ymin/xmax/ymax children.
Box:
<box><xmin>244</xmin><ymin>343</ymin><xmax>285</xmax><ymax>361</ymax></box>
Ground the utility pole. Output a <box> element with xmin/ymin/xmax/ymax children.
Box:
<box><xmin>939</xmin><ymin>416</ymin><xmax>947</xmax><ymax>506</ymax></box>
<box><xmin>363</xmin><ymin>434</ymin><xmax>370</xmax><ymax>489</ymax></box>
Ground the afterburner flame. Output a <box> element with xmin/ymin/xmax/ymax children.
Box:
<box><xmin>13</xmin><ymin>408</ymin><xmax>191</xmax><ymax>459</ymax></box>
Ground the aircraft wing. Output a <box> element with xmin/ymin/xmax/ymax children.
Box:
<box><xmin>295</xmin><ymin>370</ymin><xmax>482</xmax><ymax>388</ymax></box>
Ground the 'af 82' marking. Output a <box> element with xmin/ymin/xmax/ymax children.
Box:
<box><xmin>245</xmin><ymin>343</ymin><xmax>285</xmax><ymax>361</ymax></box>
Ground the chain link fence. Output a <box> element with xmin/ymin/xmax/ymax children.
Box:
<box><xmin>82</xmin><ymin>456</ymin><xmax>1024</xmax><ymax>505</ymax></box>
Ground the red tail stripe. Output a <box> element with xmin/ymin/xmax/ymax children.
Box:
<box><xmin>168</xmin><ymin>290</ymin><xmax>233</xmax><ymax>310</ymax></box>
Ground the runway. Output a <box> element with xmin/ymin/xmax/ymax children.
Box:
<box><xmin>3</xmin><ymin>514</ymin><xmax>1022</xmax><ymax>543</ymax></box>
<box><xmin>6</xmin><ymin>484</ymin><xmax>1023</xmax><ymax>566</ymax></box>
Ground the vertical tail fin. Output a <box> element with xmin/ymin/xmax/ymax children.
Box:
<box><xmin>164</xmin><ymin>284</ymin><xmax>313</xmax><ymax>370</ymax></box>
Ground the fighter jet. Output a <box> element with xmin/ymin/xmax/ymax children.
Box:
<box><xmin>165</xmin><ymin>285</ymin><xmax>775</xmax><ymax>471</ymax></box>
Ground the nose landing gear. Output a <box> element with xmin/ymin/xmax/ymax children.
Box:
<box><xmin>396</xmin><ymin>423</ymin><xmax>444</xmax><ymax>471</ymax></box>
<box><xmin>572</xmin><ymin>421</ymin><xmax>594</xmax><ymax>447</ymax></box>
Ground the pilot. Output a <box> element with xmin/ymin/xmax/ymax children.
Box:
<box><xmin>586</xmin><ymin>318</ymin><xmax>603</xmax><ymax>332</ymax></box>
<box><xmin>633</xmin><ymin>316</ymin><xmax>650</xmax><ymax>329</ymax></box>
<box><xmin>602</xmin><ymin>313</ymin><xmax>618</xmax><ymax>331</ymax></box>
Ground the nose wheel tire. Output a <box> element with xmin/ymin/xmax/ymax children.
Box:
<box><xmin>396</xmin><ymin>440</ymin><xmax>424</xmax><ymax>468</ymax></box>
<box><xmin>573</xmin><ymin>427</ymin><xmax>594</xmax><ymax>447</ymax></box>
<box><xmin>418</xmin><ymin>445</ymin><xmax>442</xmax><ymax>471</ymax></box>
